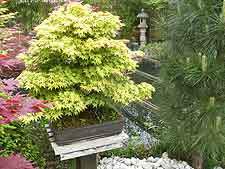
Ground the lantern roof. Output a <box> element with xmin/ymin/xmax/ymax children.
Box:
<box><xmin>137</xmin><ymin>9</ymin><xmax>149</xmax><ymax>18</ymax></box>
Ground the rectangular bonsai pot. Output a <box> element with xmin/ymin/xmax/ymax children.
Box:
<box><xmin>50</xmin><ymin>119</ymin><xmax>125</xmax><ymax>145</ymax></box>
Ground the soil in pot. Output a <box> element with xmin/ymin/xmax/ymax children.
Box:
<box><xmin>52</xmin><ymin>107</ymin><xmax>123</xmax><ymax>129</ymax></box>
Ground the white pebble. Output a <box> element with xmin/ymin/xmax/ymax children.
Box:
<box><xmin>98</xmin><ymin>153</ymin><xmax>195</xmax><ymax>169</ymax></box>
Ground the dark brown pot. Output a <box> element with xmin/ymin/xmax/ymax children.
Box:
<box><xmin>50</xmin><ymin>118</ymin><xmax>125</xmax><ymax>145</ymax></box>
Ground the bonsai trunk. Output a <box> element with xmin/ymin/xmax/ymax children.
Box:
<box><xmin>192</xmin><ymin>152</ymin><xmax>203</xmax><ymax>169</ymax></box>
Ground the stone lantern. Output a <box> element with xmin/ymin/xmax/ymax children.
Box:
<box><xmin>137</xmin><ymin>9</ymin><xmax>149</xmax><ymax>47</ymax></box>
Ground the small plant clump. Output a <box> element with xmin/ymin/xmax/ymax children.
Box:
<box><xmin>19</xmin><ymin>4</ymin><xmax>154</xmax><ymax>123</ymax></box>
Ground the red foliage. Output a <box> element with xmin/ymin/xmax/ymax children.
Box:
<box><xmin>0</xmin><ymin>54</ymin><xmax>9</xmax><ymax>59</ymax></box>
<box><xmin>0</xmin><ymin>26</ymin><xmax>33</xmax><ymax>58</ymax></box>
<box><xmin>0</xmin><ymin>79</ymin><xmax>50</xmax><ymax>124</ymax></box>
<box><xmin>0</xmin><ymin>53</ymin><xmax>50</xmax><ymax>125</ymax></box>
<box><xmin>0</xmin><ymin>154</ymin><xmax>35</xmax><ymax>169</ymax></box>
<box><xmin>0</xmin><ymin>54</ymin><xmax>25</xmax><ymax>79</ymax></box>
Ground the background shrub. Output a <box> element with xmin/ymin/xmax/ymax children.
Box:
<box><xmin>154</xmin><ymin>0</ymin><xmax>225</xmax><ymax>168</ymax></box>
<box><xmin>6</xmin><ymin>0</ymin><xmax>54</xmax><ymax>32</ymax></box>
<box><xmin>83</xmin><ymin>0</ymin><xmax>168</xmax><ymax>40</ymax></box>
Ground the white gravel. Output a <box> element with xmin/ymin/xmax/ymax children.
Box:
<box><xmin>98</xmin><ymin>153</ymin><xmax>194</xmax><ymax>169</ymax></box>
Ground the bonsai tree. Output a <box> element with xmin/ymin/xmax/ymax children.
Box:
<box><xmin>156</xmin><ymin>0</ymin><xmax>225</xmax><ymax>168</ymax></box>
<box><xmin>18</xmin><ymin>4</ymin><xmax>154</xmax><ymax>123</ymax></box>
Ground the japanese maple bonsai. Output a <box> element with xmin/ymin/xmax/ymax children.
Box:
<box><xmin>18</xmin><ymin>4</ymin><xmax>154</xmax><ymax>144</ymax></box>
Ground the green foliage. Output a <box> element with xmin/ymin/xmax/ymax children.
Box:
<box><xmin>141</xmin><ymin>42</ymin><xmax>167</xmax><ymax>59</ymax></box>
<box><xmin>0</xmin><ymin>122</ymin><xmax>46</xmax><ymax>168</ymax></box>
<box><xmin>19</xmin><ymin>4</ymin><xmax>154</xmax><ymax>121</ymax></box>
<box><xmin>143</xmin><ymin>0</ymin><xmax>168</xmax><ymax>10</ymax></box>
<box><xmin>101</xmin><ymin>136</ymin><xmax>152</xmax><ymax>159</ymax></box>
<box><xmin>6</xmin><ymin>0</ymin><xmax>54</xmax><ymax>32</ymax></box>
<box><xmin>0</xmin><ymin>5</ymin><xmax>15</xmax><ymax>27</ymax></box>
<box><xmin>164</xmin><ymin>0</ymin><xmax>225</xmax><ymax>58</ymax></box>
<box><xmin>84</xmin><ymin>0</ymin><xmax>168</xmax><ymax>38</ymax></box>
<box><xmin>0</xmin><ymin>5</ymin><xmax>15</xmax><ymax>40</ymax></box>
<box><xmin>155</xmin><ymin>0</ymin><xmax>225</xmax><ymax>168</ymax></box>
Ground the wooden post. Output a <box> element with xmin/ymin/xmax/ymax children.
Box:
<box><xmin>76</xmin><ymin>154</ymin><xmax>97</xmax><ymax>169</ymax></box>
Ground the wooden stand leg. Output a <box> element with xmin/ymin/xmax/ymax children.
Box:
<box><xmin>76</xmin><ymin>154</ymin><xmax>97</xmax><ymax>169</ymax></box>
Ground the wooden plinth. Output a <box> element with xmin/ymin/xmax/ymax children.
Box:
<box><xmin>76</xmin><ymin>154</ymin><xmax>97</xmax><ymax>169</ymax></box>
<box><xmin>46</xmin><ymin>124</ymin><xmax>128</xmax><ymax>160</ymax></box>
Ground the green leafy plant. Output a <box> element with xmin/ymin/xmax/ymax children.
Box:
<box><xmin>155</xmin><ymin>0</ymin><xmax>225</xmax><ymax>168</ymax></box>
<box><xmin>0</xmin><ymin>4</ymin><xmax>14</xmax><ymax>27</ymax></box>
<box><xmin>19</xmin><ymin>4</ymin><xmax>154</xmax><ymax>123</ymax></box>
<box><xmin>6</xmin><ymin>0</ymin><xmax>54</xmax><ymax>32</ymax></box>
<box><xmin>102</xmin><ymin>138</ymin><xmax>152</xmax><ymax>159</ymax></box>
<box><xmin>0</xmin><ymin>123</ymin><xmax>46</xmax><ymax>168</ymax></box>
<box><xmin>141</xmin><ymin>42</ymin><xmax>167</xmax><ymax>59</ymax></box>
<box><xmin>0</xmin><ymin>4</ymin><xmax>15</xmax><ymax>40</ymax></box>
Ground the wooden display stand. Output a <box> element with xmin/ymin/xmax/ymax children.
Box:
<box><xmin>76</xmin><ymin>154</ymin><xmax>97</xmax><ymax>169</ymax></box>
<box><xmin>46</xmin><ymin>124</ymin><xmax>128</xmax><ymax>169</ymax></box>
